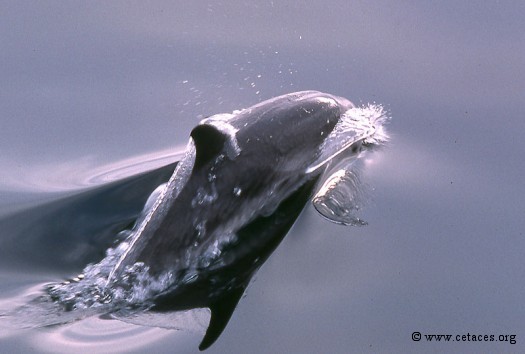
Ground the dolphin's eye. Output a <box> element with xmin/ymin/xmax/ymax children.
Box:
<box><xmin>351</xmin><ymin>142</ymin><xmax>362</xmax><ymax>154</ymax></box>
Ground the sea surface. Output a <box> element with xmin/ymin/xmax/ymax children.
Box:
<box><xmin>1</xmin><ymin>1</ymin><xmax>524</xmax><ymax>353</ymax></box>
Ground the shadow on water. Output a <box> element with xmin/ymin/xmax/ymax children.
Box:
<box><xmin>0</xmin><ymin>162</ymin><xmax>177</xmax><ymax>273</ymax></box>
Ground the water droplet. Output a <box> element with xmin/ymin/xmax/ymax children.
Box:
<box><xmin>233</xmin><ymin>187</ymin><xmax>242</xmax><ymax>196</ymax></box>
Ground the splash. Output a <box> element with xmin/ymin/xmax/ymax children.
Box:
<box><xmin>308</xmin><ymin>104</ymin><xmax>389</xmax><ymax>173</ymax></box>
<box><xmin>1</xmin><ymin>191</ymin><xmax>181</xmax><ymax>329</ymax></box>
<box><xmin>311</xmin><ymin>104</ymin><xmax>389</xmax><ymax>225</ymax></box>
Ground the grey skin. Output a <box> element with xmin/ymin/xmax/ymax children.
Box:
<box><xmin>107</xmin><ymin>91</ymin><xmax>357</xmax><ymax>350</ymax></box>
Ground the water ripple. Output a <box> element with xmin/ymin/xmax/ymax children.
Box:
<box><xmin>32</xmin><ymin>317</ymin><xmax>189</xmax><ymax>354</ymax></box>
<box><xmin>0</xmin><ymin>147</ymin><xmax>184</xmax><ymax>193</ymax></box>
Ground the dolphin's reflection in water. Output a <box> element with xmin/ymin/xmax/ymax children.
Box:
<box><xmin>2</xmin><ymin>91</ymin><xmax>389</xmax><ymax>350</ymax></box>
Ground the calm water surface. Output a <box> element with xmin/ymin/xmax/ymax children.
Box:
<box><xmin>1</xmin><ymin>1</ymin><xmax>524</xmax><ymax>353</ymax></box>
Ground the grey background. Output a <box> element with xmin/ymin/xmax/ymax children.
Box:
<box><xmin>1</xmin><ymin>1</ymin><xmax>524</xmax><ymax>353</ymax></box>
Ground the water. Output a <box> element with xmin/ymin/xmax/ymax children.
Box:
<box><xmin>2</xmin><ymin>1</ymin><xmax>524</xmax><ymax>353</ymax></box>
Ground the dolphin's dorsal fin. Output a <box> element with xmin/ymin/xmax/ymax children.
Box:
<box><xmin>198</xmin><ymin>286</ymin><xmax>245</xmax><ymax>351</ymax></box>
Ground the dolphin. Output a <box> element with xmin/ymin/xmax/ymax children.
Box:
<box><xmin>99</xmin><ymin>90</ymin><xmax>389</xmax><ymax>349</ymax></box>
<box><xmin>34</xmin><ymin>91</ymin><xmax>389</xmax><ymax>350</ymax></box>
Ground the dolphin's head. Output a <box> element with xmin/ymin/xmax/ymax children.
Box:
<box><xmin>190</xmin><ymin>90</ymin><xmax>389</xmax><ymax>225</ymax></box>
